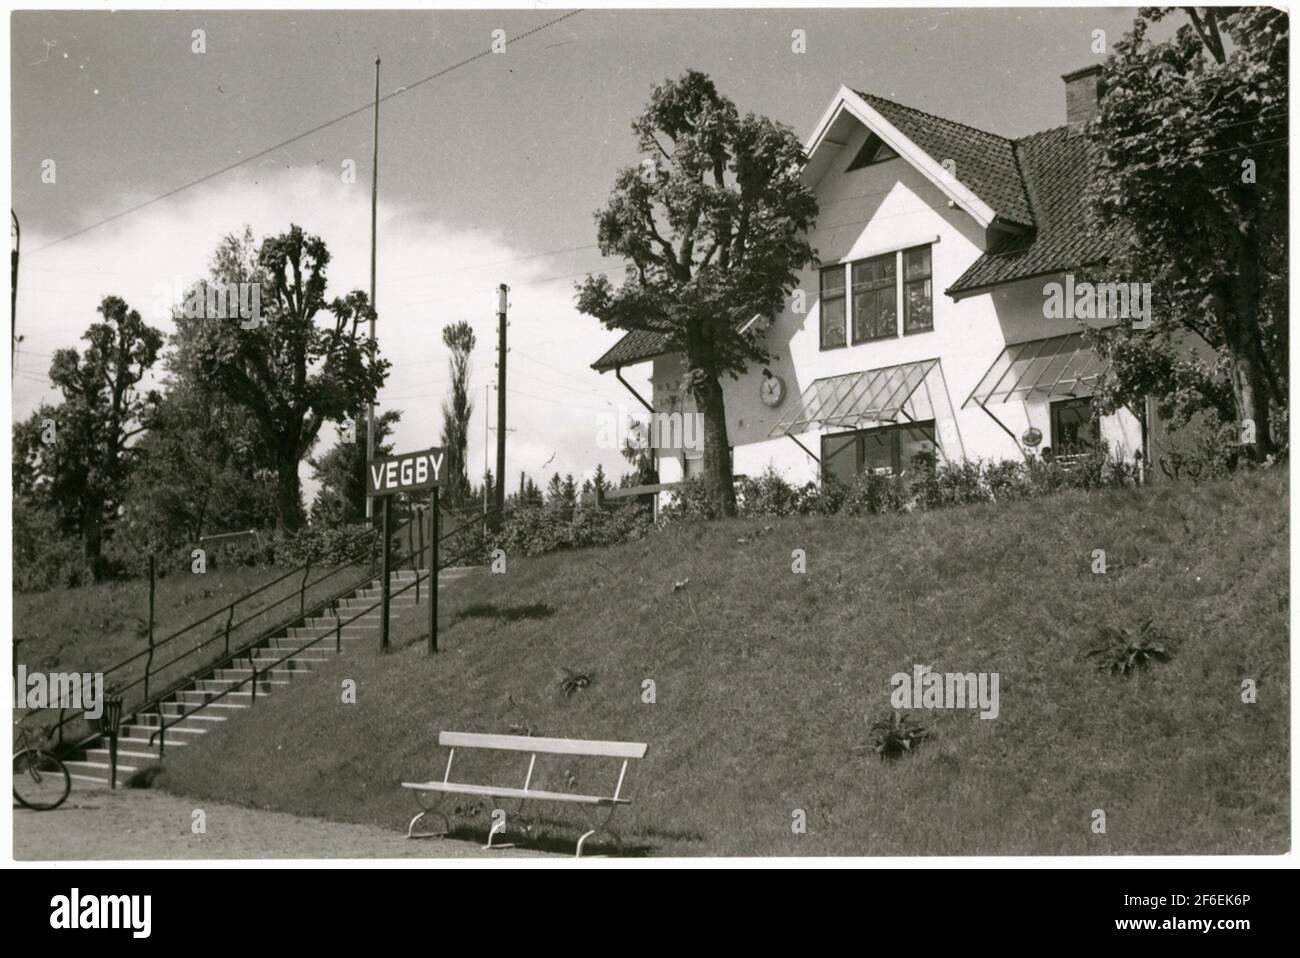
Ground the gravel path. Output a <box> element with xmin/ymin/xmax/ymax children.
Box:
<box><xmin>14</xmin><ymin>787</ymin><xmax>558</xmax><ymax>860</ymax></box>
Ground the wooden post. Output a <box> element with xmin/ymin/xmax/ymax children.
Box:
<box><xmin>429</xmin><ymin>488</ymin><xmax>439</xmax><ymax>654</ymax></box>
<box><xmin>380</xmin><ymin>496</ymin><xmax>391</xmax><ymax>652</ymax></box>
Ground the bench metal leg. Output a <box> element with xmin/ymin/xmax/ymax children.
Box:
<box><xmin>484</xmin><ymin>814</ymin><xmax>508</xmax><ymax>849</ymax></box>
<box><xmin>406</xmin><ymin>793</ymin><xmax>452</xmax><ymax>839</ymax></box>
<box><xmin>575</xmin><ymin>806</ymin><xmax>623</xmax><ymax>858</ymax></box>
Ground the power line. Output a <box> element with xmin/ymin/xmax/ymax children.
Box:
<box><xmin>25</xmin><ymin>10</ymin><xmax>584</xmax><ymax>257</ymax></box>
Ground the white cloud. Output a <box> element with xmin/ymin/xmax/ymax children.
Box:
<box><xmin>13</xmin><ymin>166</ymin><xmax>639</xmax><ymax>509</ymax></box>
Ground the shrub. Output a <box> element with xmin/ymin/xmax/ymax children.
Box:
<box><xmin>735</xmin><ymin>467</ymin><xmax>807</xmax><ymax>517</ymax></box>
<box><xmin>657</xmin><ymin>479</ymin><xmax>719</xmax><ymax>522</ymax></box>
<box><xmin>274</xmin><ymin>523</ymin><xmax>380</xmax><ymax>568</ymax></box>
<box><xmin>492</xmin><ymin>501</ymin><xmax>652</xmax><ymax>558</ymax></box>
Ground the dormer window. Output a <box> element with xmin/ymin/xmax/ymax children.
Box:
<box><xmin>846</xmin><ymin>133</ymin><xmax>898</xmax><ymax>171</ymax></box>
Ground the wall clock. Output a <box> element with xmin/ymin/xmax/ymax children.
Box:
<box><xmin>760</xmin><ymin>373</ymin><xmax>786</xmax><ymax>408</ymax></box>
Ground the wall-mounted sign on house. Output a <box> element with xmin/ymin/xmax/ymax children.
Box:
<box><xmin>366</xmin><ymin>447</ymin><xmax>446</xmax><ymax>496</ymax></box>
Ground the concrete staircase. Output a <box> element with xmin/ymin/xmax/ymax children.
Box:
<box><xmin>63</xmin><ymin>566</ymin><xmax>474</xmax><ymax>789</ymax></box>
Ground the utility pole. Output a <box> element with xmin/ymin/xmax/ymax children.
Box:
<box><xmin>483</xmin><ymin>382</ymin><xmax>492</xmax><ymax>518</ymax></box>
<box><xmin>365</xmin><ymin>57</ymin><xmax>381</xmax><ymax>522</ymax></box>
<box><xmin>494</xmin><ymin>284</ymin><xmax>508</xmax><ymax>523</ymax></box>
<box><xmin>11</xmin><ymin>210</ymin><xmax>19</xmax><ymax>373</ymax></box>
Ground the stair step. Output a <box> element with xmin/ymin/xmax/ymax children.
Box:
<box><xmin>175</xmin><ymin>690</ymin><xmax>260</xmax><ymax>704</ymax></box>
<box><xmin>84</xmin><ymin>746</ymin><xmax>167</xmax><ymax>763</ymax></box>
<box><xmin>134</xmin><ymin>711</ymin><xmax>227</xmax><ymax>726</ymax></box>
<box><xmin>353</xmin><ymin>591</ymin><xmax>419</xmax><ymax>602</ymax></box>
<box><xmin>122</xmin><ymin>723</ymin><xmax>206</xmax><ymax>740</ymax></box>
<box><xmin>305</xmin><ymin>615</ymin><xmax>380</xmax><ymax>628</ymax></box>
<box><xmin>214</xmin><ymin>667</ymin><xmax>304</xmax><ymax>682</ymax></box>
<box><xmin>65</xmin><ymin>759</ymin><xmax>139</xmax><ymax>786</ymax></box>
<box><xmin>196</xmin><ymin>677</ymin><xmax>289</xmax><ymax>693</ymax></box>
<box><xmin>286</xmin><ymin>625</ymin><xmax>377</xmax><ymax>638</ymax></box>
<box><xmin>161</xmin><ymin>701</ymin><xmax>248</xmax><ymax>715</ymax></box>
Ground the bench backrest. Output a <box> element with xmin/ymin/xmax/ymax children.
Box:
<box><xmin>439</xmin><ymin>730</ymin><xmax>647</xmax><ymax>759</ymax></box>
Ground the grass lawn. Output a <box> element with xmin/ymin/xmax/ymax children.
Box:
<box><xmin>156</xmin><ymin>469</ymin><xmax>1289</xmax><ymax>855</ymax></box>
<box><xmin>14</xmin><ymin>557</ymin><xmax>372</xmax><ymax>731</ymax></box>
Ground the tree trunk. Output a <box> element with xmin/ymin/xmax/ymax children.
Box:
<box><xmin>276</xmin><ymin>444</ymin><xmax>304</xmax><ymax>532</ymax></box>
<box><xmin>82</xmin><ymin>500</ymin><xmax>106</xmax><ymax>580</ymax></box>
<box><xmin>695</xmin><ymin>374</ymin><xmax>736</xmax><ymax>517</ymax></box>
<box><xmin>1226</xmin><ymin>230</ymin><xmax>1275</xmax><ymax>460</ymax></box>
<box><xmin>1226</xmin><ymin>339</ymin><xmax>1274</xmax><ymax>460</ymax></box>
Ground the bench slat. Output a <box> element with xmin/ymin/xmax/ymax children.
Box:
<box><xmin>437</xmin><ymin>731</ymin><xmax>648</xmax><ymax>759</ymax></box>
<box><xmin>401</xmin><ymin>780</ymin><xmax>630</xmax><ymax>806</ymax></box>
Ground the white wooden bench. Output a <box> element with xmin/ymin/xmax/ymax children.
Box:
<box><xmin>402</xmin><ymin>731</ymin><xmax>649</xmax><ymax>857</ymax></box>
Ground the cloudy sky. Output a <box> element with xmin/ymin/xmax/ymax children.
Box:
<box><xmin>9</xmin><ymin>5</ymin><xmax>1144</xmax><ymax>498</ymax></box>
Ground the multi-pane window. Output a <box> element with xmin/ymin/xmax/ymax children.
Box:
<box><xmin>819</xmin><ymin>265</ymin><xmax>847</xmax><ymax>349</ymax></box>
<box><xmin>818</xmin><ymin>243</ymin><xmax>934</xmax><ymax>351</ymax></box>
<box><xmin>820</xmin><ymin>421</ymin><xmax>937</xmax><ymax>482</ymax></box>
<box><xmin>903</xmin><ymin>246</ymin><xmax>933</xmax><ymax>334</ymax></box>
<box><xmin>851</xmin><ymin>254</ymin><xmax>897</xmax><ymax>343</ymax></box>
<box><xmin>1049</xmin><ymin>398</ymin><xmax>1097</xmax><ymax>455</ymax></box>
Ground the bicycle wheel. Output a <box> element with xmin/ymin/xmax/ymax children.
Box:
<box><xmin>13</xmin><ymin>748</ymin><xmax>71</xmax><ymax>811</ymax></box>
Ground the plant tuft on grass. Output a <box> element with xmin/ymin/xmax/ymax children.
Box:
<box><xmin>558</xmin><ymin>668</ymin><xmax>595</xmax><ymax>700</ymax></box>
<box><xmin>868</xmin><ymin>711</ymin><xmax>932</xmax><ymax>762</ymax></box>
<box><xmin>1085</xmin><ymin>621</ymin><xmax>1176</xmax><ymax>677</ymax></box>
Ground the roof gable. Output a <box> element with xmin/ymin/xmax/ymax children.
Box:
<box><xmin>852</xmin><ymin>92</ymin><xmax>1035</xmax><ymax>228</ymax></box>
<box><xmin>946</xmin><ymin>126</ymin><xmax>1126</xmax><ymax>297</ymax></box>
<box><xmin>803</xmin><ymin>86</ymin><xmax>1033</xmax><ymax>230</ymax></box>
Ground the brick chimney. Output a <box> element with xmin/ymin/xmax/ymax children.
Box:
<box><xmin>1061</xmin><ymin>65</ymin><xmax>1104</xmax><ymax>135</ymax></box>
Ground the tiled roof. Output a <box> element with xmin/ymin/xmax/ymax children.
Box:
<box><xmin>591</xmin><ymin>326</ymin><xmax>673</xmax><ymax>371</ymax></box>
<box><xmin>855</xmin><ymin>92</ymin><xmax>1035</xmax><ymax>227</ymax></box>
<box><xmin>947</xmin><ymin>126</ymin><xmax>1125</xmax><ymax>297</ymax></box>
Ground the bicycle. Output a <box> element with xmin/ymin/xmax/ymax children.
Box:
<box><xmin>13</xmin><ymin>718</ymin><xmax>72</xmax><ymax>811</ymax></box>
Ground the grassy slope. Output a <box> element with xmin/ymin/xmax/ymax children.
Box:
<box><xmin>158</xmin><ymin>470</ymin><xmax>1289</xmax><ymax>855</ymax></box>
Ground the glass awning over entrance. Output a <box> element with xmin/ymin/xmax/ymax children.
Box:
<box><xmin>962</xmin><ymin>333</ymin><xmax>1109</xmax><ymax>408</ymax></box>
<box><xmin>770</xmin><ymin>358</ymin><xmax>948</xmax><ymax>436</ymax></box>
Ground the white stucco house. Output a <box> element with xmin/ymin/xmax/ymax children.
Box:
<box><xmin>593</xmin><ymin>66</ymin><xmax>1153</xmax><ymax>495</ymax></box>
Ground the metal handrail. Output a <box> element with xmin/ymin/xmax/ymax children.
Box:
<box><xmin>41</xmin><ymin>515</ymin><xmax>418</xmax><ymax>747</ymax></box>
<box><xmin>145</xmin><ymin>509</ymin><xmax>503</xmax><ymax>753</ymax></box>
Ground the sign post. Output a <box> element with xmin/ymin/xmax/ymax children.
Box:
<box><xmin>366</xmin><ymin>446</ymin><xmax>446</xmax><ymax>656</ymax></box>
<box><xmin>429</xmin><ymin>488</ymin><xmax>439</xmax><ymax>655</ymax></box>
<box><xmin>379</xmin><ymin>496</ymin><xmax>391</xmax><ymax>651</ymax></box>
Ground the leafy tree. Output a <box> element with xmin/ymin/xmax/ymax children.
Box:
<box><xmin>439</xmin><ymin>320</ymin><xmax>476</xmax><ymax>506</ymax></box>
<box><xmin>189</xmin><ymin>225</ymin><xmax>389</xmax><ymax>530</ymax></box>
<box><xmin>119</xmin><ymin>229</ymin><xmax>279</xmax><ymax>552</ymax></box>
<box><xmin>12</xmin><ymin>296</ymin><xmax>163</xmax><ymax>577</ymax></box>
<box><xmin>1085</xmin><ymin>7</ymin><xmax>1287</xmax><ymax>458</ymax></box>
<box><xmin>309</xmin><ymin>409</ymin><xmax>401</xmax><ymax>526</ymax></box>
<box><xmin>119</xmin><ymin>381</ymin><xmax>277</xmax><ymax>553</ymax></box>
<box><xmin>578</xmin><ymin>70</ymin><xmax>819</xmax><ymax>516</ymax></box>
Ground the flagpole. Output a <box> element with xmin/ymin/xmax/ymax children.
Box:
<box><xmin>366</xmin><ymin>57</ymin><xmax>380</xmax><ymax>522</ymax></box>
